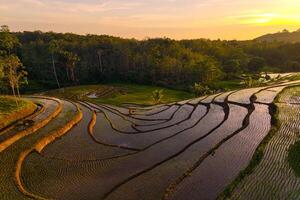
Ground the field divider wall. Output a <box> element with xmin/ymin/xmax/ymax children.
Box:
<box><xmin>0</xmin><ymin>97</ymin><xmax>63</xmax><ymax>153</ymax></box>
<box><xmin>15</xmin><ymin>102</ymin><xmax>83</xmax><ymax>200</ymax></box>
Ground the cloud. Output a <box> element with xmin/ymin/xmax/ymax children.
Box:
<box><xmin>1</xmin><ymin>0</ymin><xmax>300</xmax><ymax>40</ymax></box>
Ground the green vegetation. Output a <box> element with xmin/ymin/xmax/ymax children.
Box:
<box><xmin>92</xmin><ymin>84</ymin><xmax>192</xmax><ymax>106</ymax></box>
<box><xmin>206</xmin><ymin>80</ymin><xmax>243</xmax><ymax>91</ymax></box>
<box><xmin>0</xmin><ymin>25</ymin><xmax>28</xmax><ymax>103</ymax></box>
<box><xmin>286</xmin><ymin>87</ymin><xmax>300</xmax><ymax>177</ymax></box>
<box><xmin>219</xmin><ymin>92</ymin><xmax>282</xmax><ymax>200</ymax></box>
<box><xmin>219</xmin><ymin>113</ymin><xmax>280</xmax><ymax>199</ymax></box>
<box><xmin>288</xmin><ymin>141</ymin><xmax>300</xmax><ymax>177</ymax></box>
<box><xmin>288</xmin><ymin>73</ymin><xmax>300</xmax><ymax>81</ymax></box>
<box><xmin>1</xmin><ymin>25</ymin><xmax>300</xmax><ymax>96</ymax></box>
<box><xmin>193</xmin><ymin>83</ymin><xmax>211</xmax><ymax>96</ymax></box>
<box><xmin>44</xmin><ymin>83</ymin><xmax>193</xmax><ymax>106</ymax></box>
<box><xmin>219</xmin><ymin>86</ymin><xmax>300</xmax><ymax>199</ymax></box>
<box><xmin>0</xmin><ymin>96</ymin><xmax>36</xmax><ymax>128</ymax></box>
<box><xmin>0</xmin><ymin>96</ymin><xmax>20</xmax><ymax>116</ymax></box>
<box><xmin>152</xmin><ymin>89</ymin><xmax>164</xmax><ymax>105</ymax></box>
<box><xmin>0</xmin><ymin>96</ymin><xmax>30</xmax><ymax>119</ymax></box>
<box><xmin>0</xmin><ymin>25</ymin><xmax>299</xmax><ymax>95</ymax></box>
<box><xmin>44</xmin><ymin>85</ymin><xmax>103</xmax><ymax>100</ymax></box>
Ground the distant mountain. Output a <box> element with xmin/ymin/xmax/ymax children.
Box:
<box><xmin>255</xmin><ymin>29</ymin><xmax>300</xmax><ymax>43</ymax></box>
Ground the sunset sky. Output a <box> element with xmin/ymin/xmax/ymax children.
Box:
<box><xmin>1</xmin><ymin>0</ymin><xmax>300</xmax><ymax>40</ymax></box>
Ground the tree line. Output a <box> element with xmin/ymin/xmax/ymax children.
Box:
<box><xmin>0</xmin><ymin>25</ymin><xmax>27</xmax><ymax>104</ymax></box>
<box><xmin>1</xmin><ymin>25</ymin><xmax>300</xmax><ymax>94</ymax></box>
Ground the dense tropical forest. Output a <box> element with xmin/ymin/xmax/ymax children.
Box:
<box><xmin>1</xmin><ymin>25</ymin><xmax>300</xmax><ymax>94</ymax></box>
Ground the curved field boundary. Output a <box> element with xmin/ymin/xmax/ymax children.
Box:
<box><xmin>165</xmin><ymin>83</ymin><xmax>300</xmax><ymax>199</ymax></box>
<box><xmin>0</xmin><ymin>103</ymin><xmax>45</xmax><ymax>144</ymax></box>
<box><xmin>84</xmin><ymin>93</ymin><xmax>223</xmax><ymax>136</ymax></box>
<box><xmin>100</xmin><ymin>105</ymin><xmax>196</xmax><ymax>135</ymax></box>
<box><xmin>28</xmin><ymin>103</ymin><xmax>46</xmax><ymax>120</ymax></box>
<box><xmin>132</xmin><ymin>105</ymin><xmax>182</xmax><ymax>124</ymax></box>
<box><xmin>14</xmin><ymin>95</ymin><xmax>223</xmax><ymax>198</ymax></box>
<box><xmin>0</xmin><ymin>100</ymin><xmax>76</xmax><ymax>200</ymax></box>
<box><xmin>99</xmin><ymin>110</ymin><xmax>140</xmax><ymax>134</ymax></box>
<box><xmin>89</xmin><ymin>104</ymin><xmax>204</xmax><ymax>151</ymax></box>
<box><xmin>105</xmin><ymin>104</ymin><xmax>248</xmax><ymax>200</ymax></box>
<box><xmin>85</xmin><ymin>102</ymin><xmax>185</xmax><ymax>134</ymax></box>
<box><xmin>99</xmin><ymin>104</ymin><xmax>208</xmax><ymax>156</ymax></box>
<box><xmin>37</xmin><ymin>103</ymin><xmax>134</xmax><ymax>163</ymax></box>
<box><xmin>0</xmin><ymin>97</ymin><xmax>37</xmax><ymax>131</ymax></box>
<box><xmin>94</xmin><ymin>98</ymin><xmax>211</xmax><ymax>126</ymax></box>
<box><xmin>15</xmin><ymin>149</ymin><xmax>48</xmax><ymax>200</ymax></box>
<box><xmin>82</xmin><ymin>101</ymin><xmax>146</xmax><ymax>131</ymax></box>
<box><xmin>87</xmin><ymin>94</ymin><xmax>221</xmax><ymax>155</ymax></box>
<box><xmin>167</xmin><ymin>103</ymin><xmax>270</xmax><ymax>200</ymax></box>
<box><xmin>161</xmin><ymin>83</ymin><xmax>298</xmax><ymax>199</ymax></box>
<box><xmin>10</xmin><ymin>82</ymin><xmax>300</xmax><ymax>199</ymax></box>
<box><xmin>187</xmin><ymin>96</ymin><xmax>208</xmax><ymax>105</ymax></box>
<box><xmin>100</xmin><ymin>95</ymin><xmax>229</xmax><ymax>199</ymax></box>
<box><xmin>93</xmin><ymin>101</ymin><xmax>203</xmax><ymax>132</ymax></box>
<box><xmin>83</xmin><ymin>102</ymin><xmax>167</xmax><ymax>127</ymax></box>
<box><xmin>0</xmin><ymin>103</ymin><xmax>40</xmax><ymax>135</ymax></box>
<box><xmin>39</xmin><ymin>103</ymin><xmax>209</xmax><ymax>163</ymax></box>
<box><xmin>120</xmin><ymin>103</ymin><xmax>172</xmax><ymax>115</ymax></box>
<box><xmin>104</xmin><ymin>103</ymin><xmax>176</xmax><ymax>122</ymax></box>
<box><xmin>134</xmin><ymin>102</ymin><xmax>200</xmax><ymax>128</ymax></box>
<box><xmin>96</xmin><ymin>103</ymin><xmax>169</xmax><ymax>121</ymax></box>
<box><xmin>162</xmin><ymin>96</ymin><xmax>253</xmax><ymax>199</ymax></box>
<box><xmin>201</xmin><ymin>93</ymin><xmax>223</xmax><ymax>104</ymax></box>
<box><xmin>121</xmin><ymin>102</ymin><xmax>162</xmax><ymax>108</ymax></box>
<box><xmin>15</xmin><ymin>103</ymin><xmax>83</xmax><ymax>200</ymax></box>
<box><xmin>220</xmin><ymin>85</ymin><xmax>300</xmax><ymax>200</ymax></box>
<box><xmin>19</xmin><ymin>103</ymin><xmax>223</xmax><ymax>200</ymax></box>
<box><xmin>130</xmin><ymin>105</ymin><xmax>174</xmax><ymax>116</ymax></box>
<box><xmin>88</xmin><ymin>110</ymin><xmax>140</xmax><ymax>151</ymax></box>
<box><xmin>0</xmin><ymin>103</ymin><xmax>44</xmax><ymax>137</ymax></box>
<box><xmin>134</xmin><ymin>105</ymin><xmax>195</xmax><ymax>132</ymax></box>
<box><xmin>35</xmin><ymin>103</ymin><xmax>83</xmax><ymax>153</ymax></box>
<box><xmin>0</xmin><ymin>97</ymin><xmax>63</xmax><ymax>153</ymax></box>
<box><xmin>8</xmin><ymin>87</ymin><xmax>266</xmax><ymax>198</ymax></box>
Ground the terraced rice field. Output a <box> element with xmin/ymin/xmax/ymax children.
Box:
<box><xmin>229</xmin><ymin>86</ymin><xmax>300</xmax><ymax>200</ymax></box>
<box><xmin>1</xmin><ymin>81</ymin><xmax>300</xmax><ymax>200</ymax></box>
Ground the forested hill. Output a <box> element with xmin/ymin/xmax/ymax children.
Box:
<box><xmin>255</xmin><ymin>29</ymin><xmax>300</xmax><ymax>43</ymax></box>
<box><xmin>2</xmin><ymin>29</ymin><xmax>300</xmax><ymax>92</ymax></box>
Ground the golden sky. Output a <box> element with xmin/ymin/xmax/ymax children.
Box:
<box><xmin>1</xmin><ymin>0</ymin><xmax>300</xmax><ymax>40</ymax></box>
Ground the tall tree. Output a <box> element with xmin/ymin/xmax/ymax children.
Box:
<box><xmin>97</xmin><ymin>49</ymin><xmax>104</xmax><ymax>74</ymax></box>
<box><xmin>3</xmin><ymin>55</ymin><xmax>27</xmax><ymax>105</ymax></box>
<box><xmin>49</xmin><ymin>40</ymin><xmax>61</xmax><ymax>88</ymax></box>
<box><xmin>62</xmin><ymin>51</ymin><xmax>80</xmax><ymax>84</ymax></box>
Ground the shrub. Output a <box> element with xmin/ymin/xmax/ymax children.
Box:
<box><xmin>193</xmin><ymin>83</ymin><xmax>211</xmax><ymax>97</ymax></box>
<box><xmin>152</xmin><ymin>89</ymin><xmax>164</xmax><ymax>104</ymax></box>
